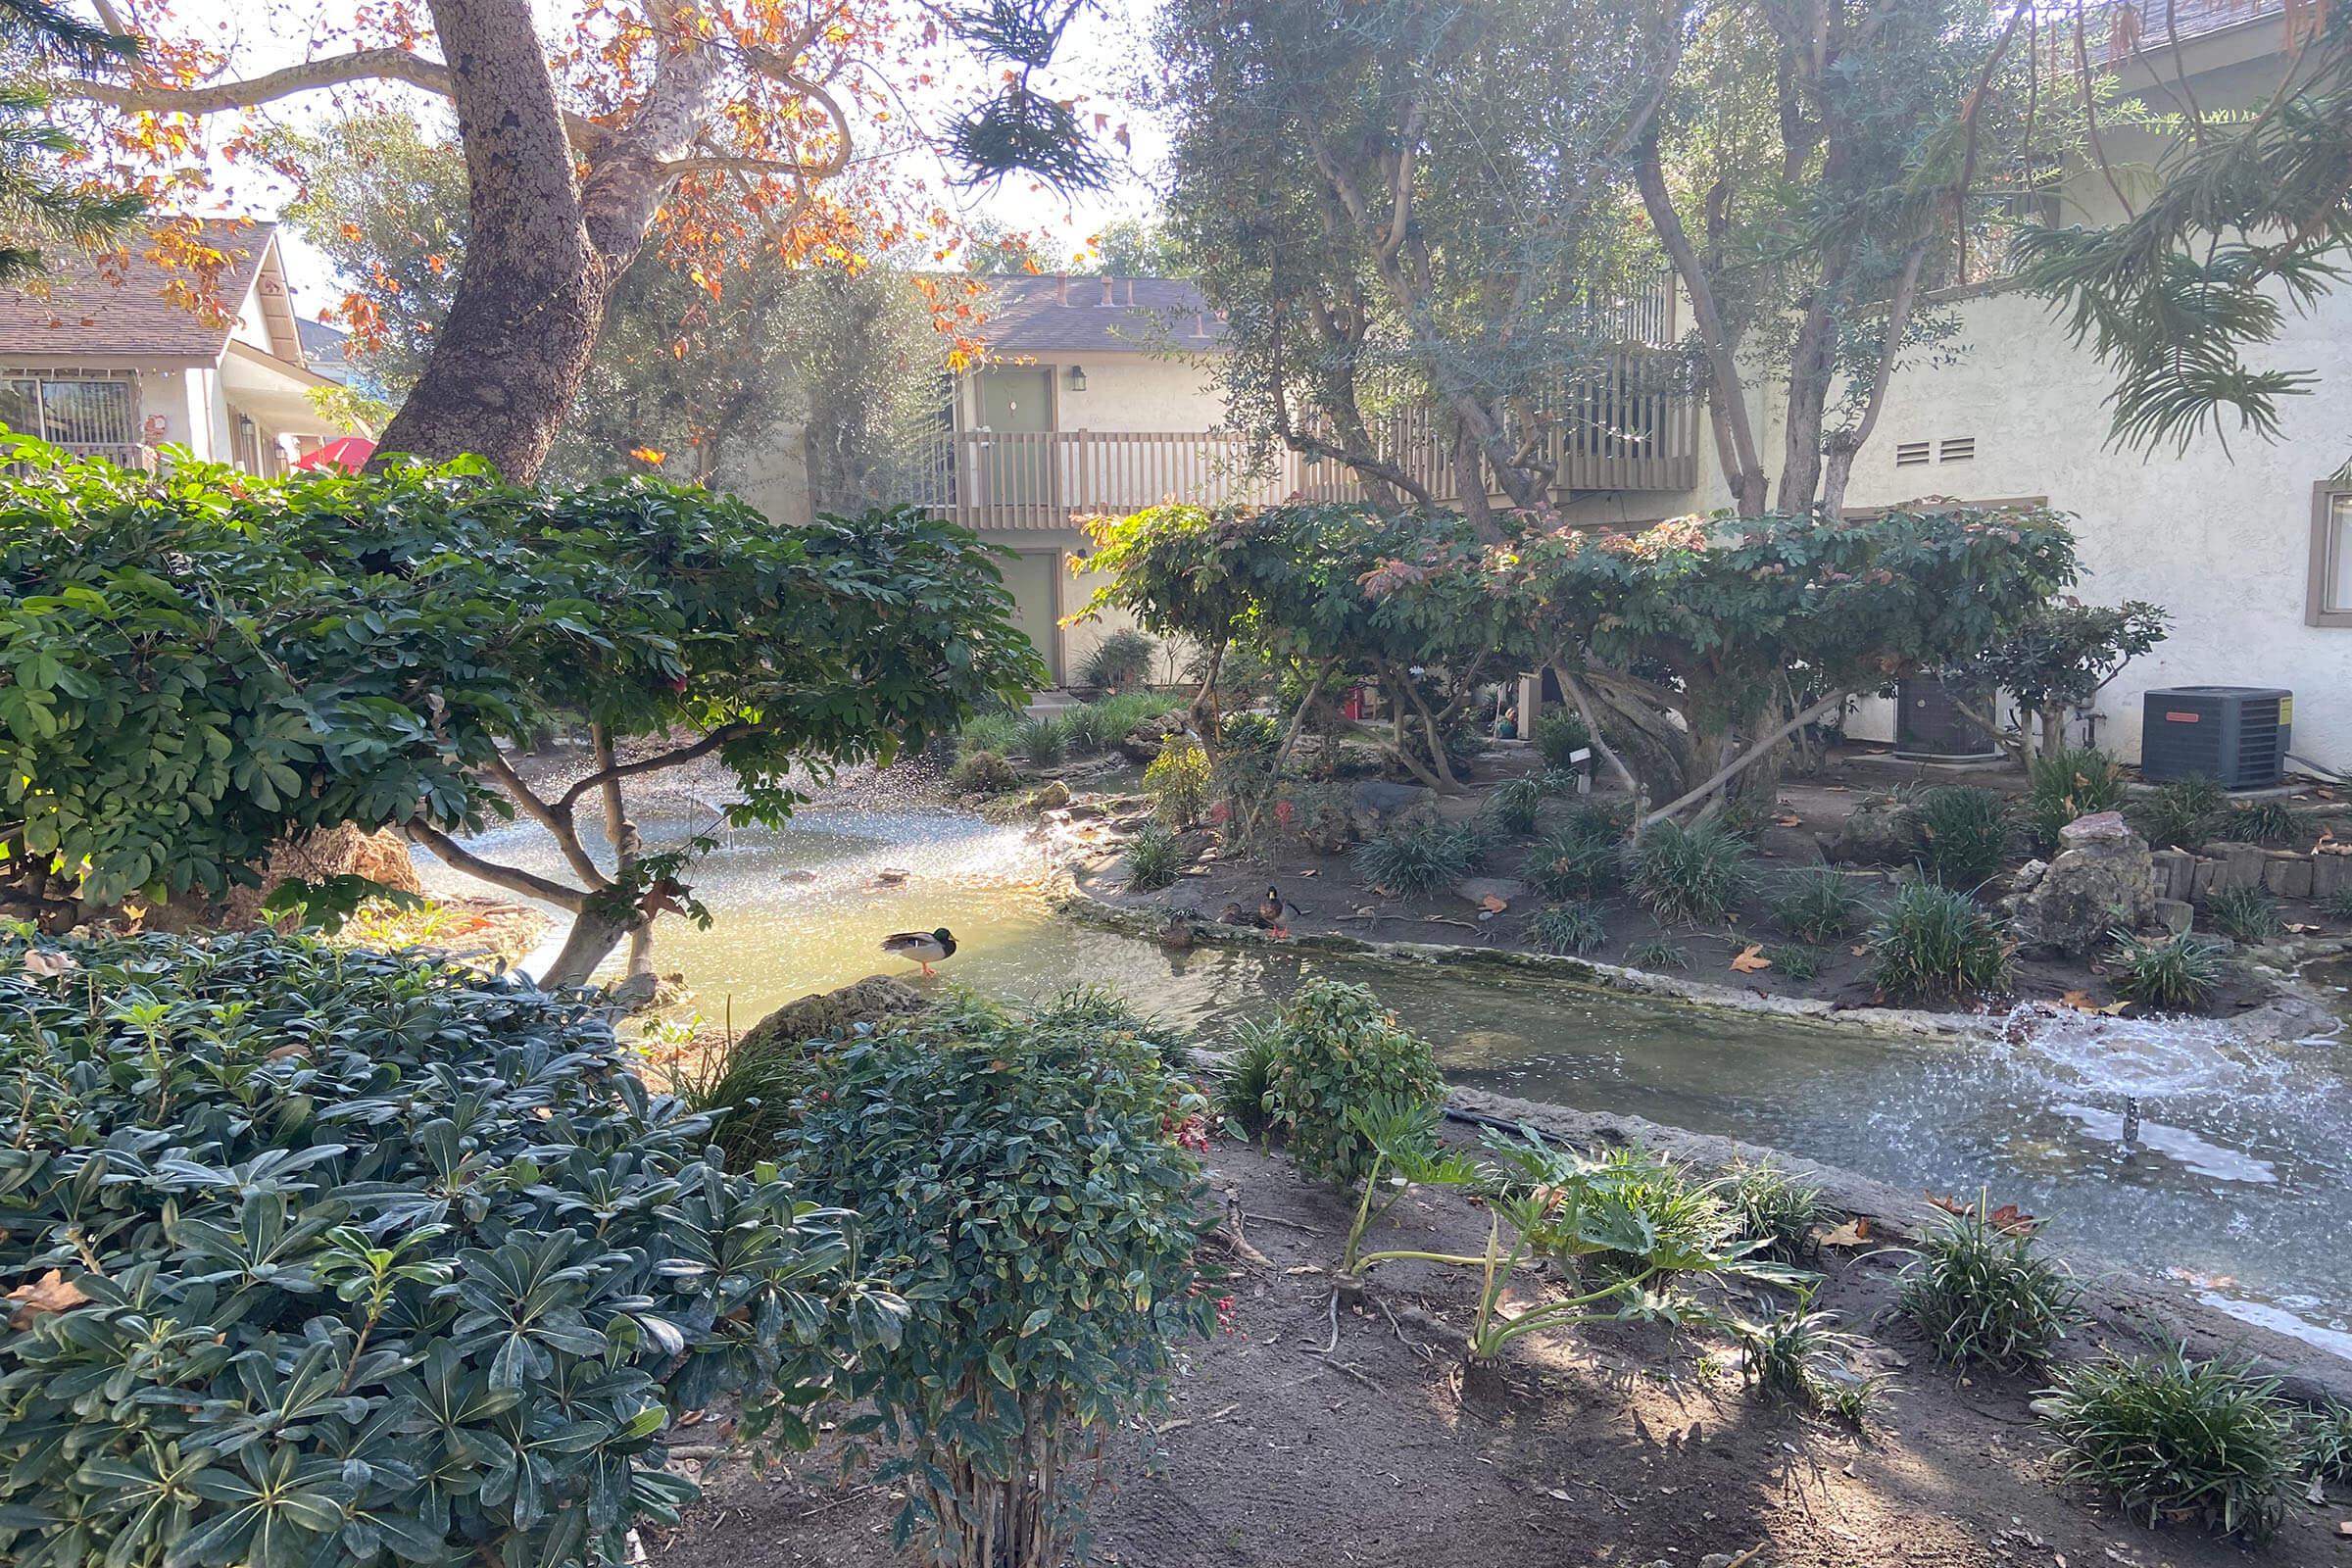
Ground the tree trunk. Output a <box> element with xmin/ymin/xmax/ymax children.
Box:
<box><xmin>368</xmin><ymin>0</ymin><xmax>608</xmax><ymax>480</ymax></box>
<box><xmin>541</xmin><ymin>906</ymin><xmax>637</xmax><ymax>989</ymax></box>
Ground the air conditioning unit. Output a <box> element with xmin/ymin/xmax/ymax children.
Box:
<box><xmin>2140</xmin><ymin>686</ymin><xmax>2291</xmax><ymax>788</ymax></box>
<box><xmin>1893</xmin><ymin>675</ymin><xmax>2001</xmax><ymax>761</ymax></box>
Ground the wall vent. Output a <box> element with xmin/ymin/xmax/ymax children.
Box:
<box><xmin>1894</xmin><ymin>440</ymin><xmax>1931</xmax><ymax>466</ymax></box>
<box><xmin>1939</xmin><ymin>436</ymin><xmax>1976</xmax><ymax>463</ymax></box>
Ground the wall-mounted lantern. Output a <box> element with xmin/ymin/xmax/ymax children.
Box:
<box><xmin>1065</xmin><ymin>364</ymin><xmax>1089</xmax><ymax>393</ymax></box>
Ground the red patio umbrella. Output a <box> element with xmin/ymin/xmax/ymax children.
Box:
<box><xmin>292</xmin><ymin>435</ymin><xmax>377</xmax><ymax>471</ymax></box>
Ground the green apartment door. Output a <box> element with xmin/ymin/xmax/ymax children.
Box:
<box><xmin>974</xmin><ymin>368</ymin><xmax>1055</xmax><ymax>514</ymax></box>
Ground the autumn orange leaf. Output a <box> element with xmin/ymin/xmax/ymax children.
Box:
<box><xmin>1729</xmin><ymin>943</ymin><xmax>1772</xmax><ymax>973</ymax></box>
<box><xmin>628</xmin><ymin>446</ymin><xmax>667</xmax><ymax>465</ymax></box>
<box><xmin>6</xmin><ymin>1270</ymin><xmax>89</xmax><ymax>1329</ymax></box>
<box><xmin>1817</xmin><ymin>1219</ymin><xmax>1871</xmax><ymax>1248</ymax></box>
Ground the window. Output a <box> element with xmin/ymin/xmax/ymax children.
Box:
<box><xmin>2313</xmin><ymin>483</ymin><xmax>2352</xmax><ymax>629</ymax></box>
<box><xmin>0</xmin><ymin>370</ymin><xmax>137</xmax><ymax>446</ymax></box>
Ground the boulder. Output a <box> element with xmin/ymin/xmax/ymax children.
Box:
<box><xmin>2316</xmin><ymin>851</ymin><xmax>2351</xmax><ymax>900</ymax></box>
<box><xmin>1350</xmin><ymin>778</ymin><xmax>1434</xmax><ymax>836</ymax></box>
<box><xmin>738</xmin><ymin>974</ymin><xmax>927</xmax><ymax>1054</ymax></box>
<box><xmin>2261</xmin><ymin>852</ymin><xmax>2313</xmax><ymax>900</ymax></box>
<box><xmin>1028</xmin><ymin>779</ymin><xmax>1072</xmax><ymax>810</ymax></box>
<box><xmin>2206</xmin><ymin>841</ymin><xmax>2267</xmax><ymax>894</ymax></box>
<box><xmin>2149</xmin><ymin>848</ymin><xmax>2197</xmax><ymax>903</ymax></box>
<box><xmin>1999</xmin><ymin>810</ymin><xmax>2157</xmax><ymax>957</ymax></box>
<box><xmin>2150</xmin><ymin>898</ymin><xmax>2194</xmax><ymax>937</ymax></box>
<box><xmin>1454</xmin><ymin>876</ymin><xmax>1529</xmax><ymax>908</ymax></box>
<box><xmin>1116</xmin><ymin>710</ymin><xmax>1190</xmax><ymax>763</ymax></box>
<box><xmin>1821</xmin><ymin>796</ymin><xmax>1920</xmax><ymax>866</ymax></box>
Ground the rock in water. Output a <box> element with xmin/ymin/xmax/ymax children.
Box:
<box><xmin>2000</xmin><ymin>810</ymin><xmax>2157</xmax><ymax>957</ymax></box>
<box><xmin>737</xmin><ymin>974</ymin><xmax>928</xmax><ymax>1054</ymax></box>
<box><xmin>1117</xmin><ymin>710</ymin><xmax>1190</xmax><ymax>763</ymax></box>
<box><xmin>1029</xmin><ymin>779</ymin><xmax>1072</xmax><ymax>810</ymax></box>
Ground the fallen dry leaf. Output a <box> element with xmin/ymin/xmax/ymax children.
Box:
<box><xmin>1817</xmin><ymin>1219</ymin><xmax>1872</xmax><ymax>1249</ymax></box>
<box><xmin>1774</xmin><ymin>812</ymin><xmax>1802</xmax><ymax>827</ymax></box>
<box><xmin>1481</xmin><ymin>894</ymin><xmax>1509</xmax><ymax>913</ymax></box>
<box><xmin>1848</xmin><ymin>944</ymin><xmax>1868</xmax><ymax>957</ymax></box>
<box><xmin>7</xmin><ymin>1269</ymin><xmax>89</xmax><ymax>1328</ymax></box>
<box><xmin>1729</xmin><ymin>943</ymin><xmax>1772</xmax><ymax>974</ymax></box>
<box><xmin>1298</xmin><ymin>867</ymin><xmax>1319</xmax><ymax>877</ymax></box>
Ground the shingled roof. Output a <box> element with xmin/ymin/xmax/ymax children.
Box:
<box><xmin>0</xmin><ymin>220</ymin><xmax>282</xmax><ymax>363</ymax></box>
<box><xmin>976</xmin><ymin>274</ymin><xmax>1226</xmax><ymax>355</ymax></box>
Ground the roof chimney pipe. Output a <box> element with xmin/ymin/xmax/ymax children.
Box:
<box><xmin>1054</xmin><ymin>274</ymin><xmax>1069</xmax><ymax>305</ymax></box>
<box><xmin>1100</xmin><ymin>275</ymin><xmax>1114</xmax><ymax>306</ymax></box>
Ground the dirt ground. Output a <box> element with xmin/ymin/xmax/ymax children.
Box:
<box><xmin>1081</xmin><ymin>745</ymin><xmax>2343</xmax><ymax>1018</ymax></box>
<box><xmin>646</xmin><ymin>1137</ymin><xmax>2346</xmax><ymax>1568</ymax></box>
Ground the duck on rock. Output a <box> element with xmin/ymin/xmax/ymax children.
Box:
<box><xmin>880</xmin><ymin>927</ymin><xmax>956</xmax><ymax>977</ymax></box>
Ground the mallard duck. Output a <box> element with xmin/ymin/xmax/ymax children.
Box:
<box><xmin>1157</xmin><ymin>915</ymin><xmax>1196</xmax><ymax>951</ymax></box>
<box><xmin>881</xmin><ymin>927</ymin><xmax>956</xmax><ymax>976</ymax></box>
<box><xmin>1255</xmin><ymin>885</ymin><xmax>1303</xmax><ymax>939</ymax></box>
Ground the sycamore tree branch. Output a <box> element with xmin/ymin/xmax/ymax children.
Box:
<box><xmin>1636</xmin><ymin>136</ymin><xmax>1766</xmax><ymax>514</ymax></box>
<box><xmin>404</xmin><ymin>818</ymin><xmax>589</xmax><ymax>910</ymax></box>
<box><xmin>1642</xmin><ymin>691</ymin><xmax>1848</xmax><ymax>826</ymax></box>
<box><xmin>552</xmin><ymin>723</ymin><xmax>754</xmax><ymax>814</ymax></box>
<box><xmin>483</xmin><ymin>751</ymin><xmax>609</xmax><ymax>888</ymax></box>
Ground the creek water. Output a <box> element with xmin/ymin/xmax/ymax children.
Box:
<box><xmin>416</xmin><ymin>803</ymin><xmax>2352</xmax><ymax>1360</ymax></box>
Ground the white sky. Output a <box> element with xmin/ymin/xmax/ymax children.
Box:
<box><xmin>146</xmin><ymin>0</ymin><xmax>1169</xmax><ymax>312</ymax></box>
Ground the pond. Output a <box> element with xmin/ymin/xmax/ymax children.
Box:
<box><xmin>417</xmin><ymin>803</ymin><xmax>2352</xmax><ymax>1362</ymax></box>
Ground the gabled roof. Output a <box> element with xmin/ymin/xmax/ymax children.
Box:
<box><xmin>298</xmin><ymin>317</ymin><xmax>351</xmax><ymax>382</ymax></box>
<box><xmin>976</xmin><ymin>274</ymin><xmax>1226</xmax><ymax>355</ymax></box>
<box><xmin>0</xmin><ymin>220</ymin><xmax>284</xmax><ymax>364</ymax></box>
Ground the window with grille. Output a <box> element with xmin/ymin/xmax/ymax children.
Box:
<box><xmin>1</xmin><ymin>370</ymin><xmax>137</xmax><ymax>446</ymax></box>
<box><xmin>2313</xmin><ymin>484</ymin><xmax>2352</xmax><ymax>629</ymax></box>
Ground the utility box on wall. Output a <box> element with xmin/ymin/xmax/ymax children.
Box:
<box><xmin>2140</xmin><ymin>687</ymin><xmax>2292</xmax><ymax>789</ymax></box>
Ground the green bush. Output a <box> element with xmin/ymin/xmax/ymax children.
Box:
<box><xmin>1725</xmin><ymin>1157</ymin><xmax>1832</xmax><ymax>1262</ymax></box>
<box><xmin>2036</xmin><ymin>1348</ymin><xmax>2299</xmax><ymax>1541</ymax></box>
<box><xmin>1629</xmin><ymin>820</ymin><xmax>1750</xmax><ymax>924</ymax></box>
<box><xmin>949</xmin><ymin>748</ymin><xmax>1020</xmax><ymax>793</ymax></box>
<box><xmin>1485</xmin><ymin>772</ymin><xmax>1549</xmax><ymax>836</ymax></box>
<box><xmin>1145</xmin><ymin>735</ymin><xmax>1212</xmax><ymax>825</ymax></box>
<box><xmin>1736</xmin><ymin>1288</ymin><xmax>1883</xmax><ymax>1427</ymax></box>
<box><xmin>2300</xmin><ymin>1401</ymin><xmax>2352</xmax><ymax>1484</ymax></box>
<box><xmin>1868</xmin><ymin>881</ymin><xmax>2014</xmax><ymax>1002</ymax></box>
<box><xmin>1771</xmin><ymin>943</ymin><xmax>1825</xmax><ymax>982</ymax></box>
<box><xmin>1770</xmin><ymin>866</ymin><xmax>1867</xmax><ymax>944</ymax></box>
<box><xmin>2027</xmin><ymin>745</ymin><xmax>2128</xmax><ymax>852</ymax></box>
<box><xmin>1261</xmin><ymin>979</ymin><xmax>1446</xmax><ymax>1185</ymax></box>
<box><xmin>1898</xmin><ymin>1203</ymin><xmax>2079</xmax><ymax>1370</ymax></box>
<box><xmin>1913</xmin><ymin>785</ymin><xmax>2012</xmax><ymax>888</ymax></box>
<box><xmin>1625</xmin><ymin>935</ymin><xmax>1691</xmax><ymax>970</ymax></box>
<box><xmin>958</xmin><ymin>710</ymin><xmax>1022</xmax><ymax>756</ymax></box>
<box><xmin>2107</xmin><ymin>930</ymin><xmax>2229</xmax><ymax>1011</ymax></box>
<box><xmin>1218</xmin><ymin>710</ymin><xmax>1279</xmax><ymax>751</ymax></box>
<box><xmin>1015</xmin><ymin>713</ymin><xmax>1065</xmax><ymax>766</ymax></box>
<box><xmin>2132</xmin><ymin>775</ymin><xmax>2226</xmax><ymax>850</ymax></box>
<box><xmin>1059</xmin><ymin>701</ymin><xmax>1120</xmax><ymax>754</ymax></box>
<box><xmin>2326</xmin><ymin>884</ymin><xmax>2352</xmax><ymax>923</ymax></box>
<box><xmin>1125</xmin><ymin>822</ymin><xmax>1185</xmax><ymax>890</ymax></box>
<box><xmin>1531</xmin><ymin>709</ymin><xmax>1592</xmax><ymax>771</ymax></box>
<box><xmin>1080</xmin><ymin>626</ymin><xmax>1156</xmax><ymax>691</ymax></box>
<box><xmin>1527</xmin><ymin>901</ymin><xmax>1607</xmax><ymax>956</ymax></box>
<box><xmin>1354</xmin><ymin>813</ymin><xmax>1483</xmax><ymax>899</ymax></box>
<box><xmin>2205</xmin><ymin>885</ymin><xmax>2284</xmax><ymax>945</ymax></box>
<box><xmin>2224</xmin><ymin>797</ymin><xmax>2304</xmax><ymax>847</ymax></box>
<box><xmin>0</xmin><ymin>934</ymin><xmax>891</xmax><ymax>1568</ymax></box>
<box><xmin>778</xmin><ymin>990</ymin><xmax>1214</xmax><ymax>1566</ymax></box>
<box><xmin>1217</xmin><ymin>1017</ymin><xmax>1284</xmax><ymax>1137</ymax></box>
<box><xmin>1523</xmin><ymin>806</ymin><xmax>1627</xmax><ymax>900</ymax></box>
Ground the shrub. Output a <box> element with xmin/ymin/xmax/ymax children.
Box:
<box><xmin>1897</xmin><ymin>1202</ymin><xmax>2080</xmax><ymax>1370</ymax></box>
<box><xmin>1260</xmin><ymin>979</ymin><xmax>1446</xmax><ymax>1185</ymax></box>
<box><xmin>2205</xmin><ymin>885</ymin><xmax>2284</xmax><ymax>945</ymax></box>
<box><xmin>2036</xmin><ymin>1348</ymin><xmax>2298</xmax><ymax>1541</ymax></box>
<box><xmin>0</xmin><ymin>934</ymin><xmax>888</xmax><ymax>1568</ymax></box>
<box><xmin>1913</xmin><ymin>785</ymin><xmax>2012</xmax><ymax>888</ymax></box>
<box><xmin>2300</xmin><ymin>1401</ymin><xmax>2352</xmax><ymax>1484</ymax></box>
<box><xmin>1125</xmin><ymin>822</ymin><xmax>1185</xmax><ymax>891</ymax></box>
<box><xmin>1218</xmin><ymin>710</ymin><xmax>1279</xmax><ymax>751</ymax></box>
<box><xmin>1725</xmin><ymin>1157</ymin><xmax>1833</xmax><ymax>1262</ymax></box>
<box><xmin>1629</xmin><ymin>820</ymin><xmax>1750</xmax><ymax>924</ymax></box>
<box><xmin>1868</xmin><ymin>881</ymin><xmax>2014</xmax><ymax>1002</ymax></box>
<box><xmin>1354</xmin><ymin>812</ymin><xmax>1483</xmax><ymax>899</ymax></box>
<box><xmin>1528</xmin><ymin>901</ymin><xmax>1607</xmax><ymax>956</ymax></box>
<box><xmin>1531</xmin><ymin>709</ymin><xmax>1592</xmax><ymax>771</ymax></box>
<box><xmin>1059</xmin><ymin>701</ymin><xmax>1119</xmax><ymax>754</ymax></box>
<box><xmin>2326</xmin><ymin>884</ymin><xmax>2352</xmax><ymax>923</ymax></box>
<box><xmin>1770</xmin><ymin>866</ymin><xmax>1867</xmax><ymax>944</ymax></box>
<box><xmin>950</xmin><ymin>748</ymin><xmax>1019</xmax><ymax>793</ymax></box>
<box><xmin>1080</xmin><ymin>626</ymin><xmax>1156</xmax><ymax>691</ymax></box>
<box><xmin>1217</xmin><ymin>1016</ymin><xmax>1284</xmax><ymax>1136</ymax></box>
<box><xmin>959</xmin><ymin>709</ymin><xmax>1022</xmax><ymax>756</ymax></box>
<box><xmin>1145</xmin><ymin>735</ymin><xmax>1213</xmax><ymax>825</ymax></box>
<box><xmin>1625</xmin><ymin>935</ymin><xmax>1691</xmax><ymax>970</ymax></box>
<box><xmin>2108</xmin><ymin>930</ymin><xmax>2229</xmax><ymax>1011</ymax></box>
<box><xmin>1524</xmin><ymin>807</ymin><xmax>1627</xmax><ymax>900</ymax></box>
<box><xmin>2027</xmin><ymin>745</ymin><xmax>2128</xmax><ymax>852</ymax></box>
<box><xmin>1486</xmin><ymin>772</ymin><xmax>1549</xmax><ymax>836</ymax></box>
<box><xmin>2132</xmin><ymin>775</ymin><xmax>2225</xmax><ymax>850</ymax></box>
<box><xmin>2225</xmin><ymin>797</ymin><xmax>2304</xmax><ymax>847</ymax></box>
<box><xmin>779</xmin><ymin>991</ymin><xmax>1215</xmax><ymax>1566</ymax></box>
<box><xmin>1015</xmin><ymin>713</ymin><xmax>1065</xmax><ymax>766</ymax></box>
<box><xmin>1737</xmin><ymin>1288</ymin><xmax>1884</xmax><ymax>1426</ymax></box>
<box><xmin>1772</xmin><ymin>943</ymin><xmax>1825</xmax><ymax>982</ymax></box>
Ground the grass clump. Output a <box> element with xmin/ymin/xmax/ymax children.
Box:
<box><xmin>1867</xmin><ymin>881</ymin><xmax>2013</xmax><ymax>1002</ymax></box>
<box><xmin>2224</xmin><ymin>797</ymin><xmax>2303</xmax><ymax>847</ymax></box>
<box><xmin>1080</xmin><ymin>626</ymin><xmax>1155</xmax><ymax>691</ymax></box>
<box><xmin>1527</xmin><ymin>901</ymin><xmax>1607</xmax><ymax>956</ymax></box>
<box><xmin>1523</xmin><ymin>804</ymin><xmax>1627</xmax><ymax>899</ymax></box>
<box><xmin>2205</xmin><ymin>885</ymin><xmax>2284</xmax><ymax>945</ymax></box>
<box><xmin>1629</xmin><ymin>820</ymin><xmax>1750</xmax><ymax>925</ymax></box>
<box><xmin>1355</xmin><ymin>813</ymin><xmax>1484</xmax><ymax>899</ymax></box>
<box><xmin>1531</xmin><ymin>708</ymin><xmax>1592</xmax><ymax>771</ymax></box>
<box><xmin>2027</xmin><ymin>745</ymin><xmax>2128</xmax><ymax>852</ymax></box>
<box><xmin>1913</xmin><ymin>785</ymin><xmax>2012</xmax><ymax>889</ymax></box>
<box><xmin>2107</xmin><ymin>930</ymin><xmax>2229</xmax><ymax>1011</ymax></box>
<box><xmin>1770</xmin><ymin>943</ymin><xmax>1825</xmax><ymax>982</ymax></box>
<box><xmin>958</xmin><ymin>710</ymin><xmax>1021</xmax><ymax>756</ymax></box>
<box><xmin>2325</xmin><ymin>884</ymin><xmax>2352</xmax><ymax>923</ymax></box>
<box><xmin>2132</xmin><ymin>775</ymin><xmax>2225</xmax><ymax>849</ymax></box>
<box><xmin>2036</xmin><ymin>1348</ymin><xmax>2298</xmax><ymax>1541</ymax></box>
<box><xmin>1059</xmin><ymin>702</ymin><xmax>1120</xmax><ymax>754</ymax></box>
<box><xmin>2299</xmin><ymin>1401</ymin><xmax>2352</xmax><ymax>1484</ymax></box>
<box><xmin>1145</xmin><ymin>736</ymin><xmax>1212</xmax><ymax>826</ymax></box>
<box><xmin>949</xmin><ymin>749</ymin><xmax>1019</xmax><ymax>794</ymax></box>
<box><xmin>1015</xmin><ymin>714</ymin><xmax>1065</xmax><ymax>766</ymax></box>
<box><xmin>1769</xmin><ymin>866</ymin><xmax>1867</xmax><ymax>944</ymax></box>
<box><xmin>1625</xmin><ymin>935</ymin><xmax>1690</xmax><ymax>970</ymax></box>
<box><xmin>1216</xmin><ymin>1016</ymin><xmax>1284</xmax><ymax>1137</ymax></box>
<box><xmin>1898</xmin><ymin>1203</ymin><xmax>2080</xmax><ymax>1370</ymax></box>
<box><xmin>1737</xmin><ymin>1288</ymin><xmax>1886</xmax><ymax>1429</ymax></box>
<box><xmin>1124</xmin><ymin>823</ymin><xmax>1185</xmax><ymax>891</ymax></box>
<box><xmin>1725</xmin><ymin>1157</ymin><xmax>1832</xmax><ymax>1262</ymax></box>
<box><xmin>1485</xmin><ymin>772</ymin><xmax>1549</xmax><ymax>836</ymax></box>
